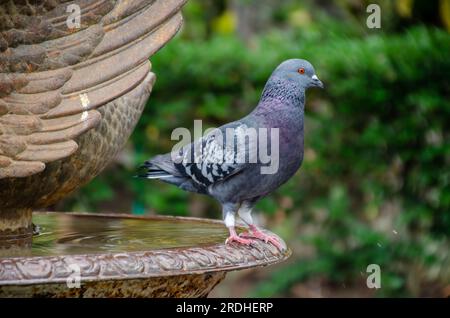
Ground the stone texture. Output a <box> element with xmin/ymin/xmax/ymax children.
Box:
<box><xmin>0</xmin><ymin>213</ymin><xmax>291</xmax><ymax>298</ymax></box>
<box><xmin>0</xmin><ymin>273</ymin><xmax>226</xmax><ymax>298</ymax></box>
<box><xmin>0</xmin><ymin>0</ymin><xmax>188</xmax><ymax>242</ymax></box>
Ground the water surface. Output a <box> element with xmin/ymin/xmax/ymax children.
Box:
<box><xmin>0</xmin><ymin>213</ymin><xmax>228</xmax><ymax>258</ymax></box>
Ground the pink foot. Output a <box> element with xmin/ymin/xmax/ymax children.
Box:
<box><xmin>225</xmin><ymin>227</ymin><xmax>253</xmax><ymax>246</ymax></box>
<box><xmin>240</xmin><ymin>226</ymin><xmax>284</xmax><ymax>250</ymax></box>
<box><xmin>225</xmin><ymin>234</ymin><xmax>253</xmax><ymax>246</ymax></box>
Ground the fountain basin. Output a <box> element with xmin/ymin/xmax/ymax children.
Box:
<box><xmin>0</xmin><ymin>212</ymin><xmax>291</xmax><ymax>297</ymax></box>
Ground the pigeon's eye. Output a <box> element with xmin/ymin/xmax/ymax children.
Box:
<box><xmin>298</xmin><ymin>68</ymin><xmax>305</xmax><ymax>74</ymax></box>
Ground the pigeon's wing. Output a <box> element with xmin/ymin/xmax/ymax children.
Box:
<box><xmin>173</xmin><ymin>124</ymin><xmax>258</xmax><ymax>187</ymax></box>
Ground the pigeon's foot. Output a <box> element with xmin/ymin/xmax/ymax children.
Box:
<box><xmin>240</xmin><ymin>225</ymin><xmax>284</xmax><ymax>250</ymax></box>
<box><xmin>225</xmin><ymin>227</ymin><xmax>253</xmax><ymax>246</ymax></box>
<box><xmin>225</xmin><ymin>234</ymin><xmax>253</xmax><ymax>246</ymax></box>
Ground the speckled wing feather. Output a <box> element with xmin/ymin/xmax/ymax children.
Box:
<box><xmin>173</xmin><ymin>123</ymin><xmax>258</xmax><ymax>187</ymax></box>
<box><xmin>0</xmin><ymin>0</ymin><xmax>186</xmax><ymax>178</ymax></box>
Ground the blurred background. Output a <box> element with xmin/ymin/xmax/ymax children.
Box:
<box><xmin>52</xmin><ymin>0</ymin><xmax>449</xmax><ymax>297</ymax></box>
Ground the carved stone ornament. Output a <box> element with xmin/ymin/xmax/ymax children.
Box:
<box><xmin>0</xmin><ymin>212</ymin><xmax>291</xmax><ymax>297</ymax></box>
<box><xmin>0</xmin><ymin>0</ymin><xmax>188</xmax><ymax>242</ymax></box>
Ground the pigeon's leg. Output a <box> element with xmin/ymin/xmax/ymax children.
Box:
<box><xmin>223</xmin><ymin>203</ymin><xmax>253</xmax><ymax>246</ymax></box>
<box><xmin>238</xmin><ymin>201</ymin><xmax>284</xmax><ymax>250</ymax></box>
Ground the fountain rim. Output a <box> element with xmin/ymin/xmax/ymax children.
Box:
<box><xmin>0</xmin><ymin>211</ymin><xmax>291</xmax><ymax>286</ymax></box>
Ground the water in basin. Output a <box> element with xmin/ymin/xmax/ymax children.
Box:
<box><xmin>0</xmin><ymin>212</ymin><xmax>228</xmax><ymax>258</ymax></box>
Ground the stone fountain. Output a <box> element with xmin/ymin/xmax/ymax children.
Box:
<box><xmin>0</xmin><ymin>0</ymin><xmax>290</xmax><ymax>297</ymax></box>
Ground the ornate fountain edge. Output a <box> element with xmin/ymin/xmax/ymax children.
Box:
<box><xmin>0</xmin><ymin>212</ymin><xmax>291</xmax><ymax>286</ymax></box>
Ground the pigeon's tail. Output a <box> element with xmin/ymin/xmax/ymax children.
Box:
<box><xmin>137</xmin><ymin>168</ymin><xmax>173</xmax><ymax>179</ymax></box>
<box><xmin>137</xmin><ymin>154</ymin><xmax>178</xmax><ymax>179</ymax></box>
<box><xmin>137</xmin><ymin>154</ymin><xmax>207</xmax><ymax>194</ymax></box>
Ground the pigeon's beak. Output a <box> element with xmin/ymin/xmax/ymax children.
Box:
<box><xmin>311</xmin><ymin>74</ymin><xmax>324</xmax><ymax>89</ymax></box>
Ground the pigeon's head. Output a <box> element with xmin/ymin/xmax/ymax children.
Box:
<box><xmin>273</xmin><ymin>59</ymin><xmax>324</xmax><ymax>90</ymax></box>
<box><xmin>260</xmin><ymin>59</ymin><xmax>324</xmax><ymax>107</ymax></box>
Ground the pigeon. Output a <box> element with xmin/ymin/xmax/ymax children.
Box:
<box><xmin>138</xmin><ymin>59</ymin><xmax>323</xmax><ymax>249</ymax></box>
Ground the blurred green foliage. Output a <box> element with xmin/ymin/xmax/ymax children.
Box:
<box><xmin>59</xmin><ymin>0</ymin><xmax>450</xmax><ymax>297</ymax></box>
